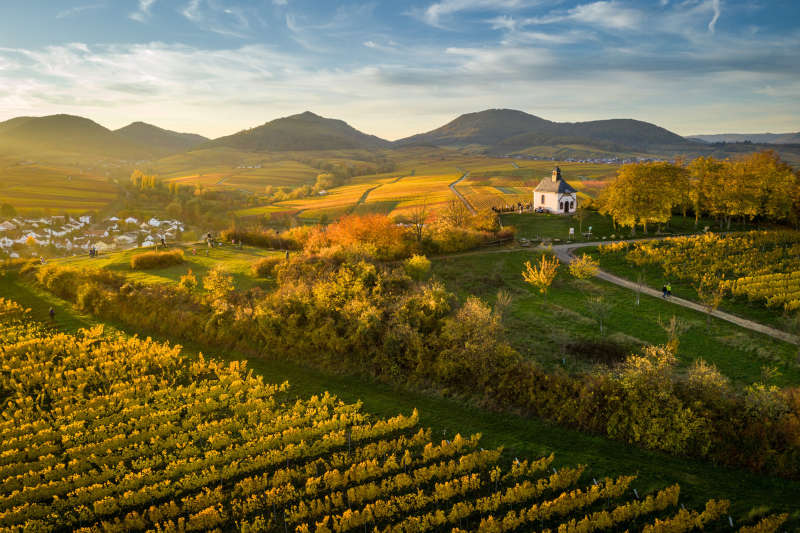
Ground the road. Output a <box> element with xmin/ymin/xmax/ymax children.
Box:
<box><xmin>449</xmin><ymin>172</ymin><xmax>476</xmax><ymax>214</ymax></box>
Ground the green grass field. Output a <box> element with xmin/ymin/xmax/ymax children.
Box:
<box><xmin>432</xmin><ymin>250</ymin><xmax>800</xmax><ymax>387</ymax></box>
<box><xmin>1</xmin><ymin>266</ymin><xmax>799</xmax><ymax>525</ymax></box>
<box><xmin>503</xmin><ymin>212</ymin><xmax>757</xmax><ymax>242</ymax></box>
<box><xmin>54</xmin><ymin>243</ymin><xmax>284</xmax><ymax>290</ymax></box>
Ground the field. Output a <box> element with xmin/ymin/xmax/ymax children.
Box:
<box><xmin>2</xmin><ymin>299</ymin><xmax>780</xmax><ymax>531</ymax></box>
<box><xmin>261</xmin><ymin>152</ymin><xmax>620</xmax><ymax>222</ymax></box>
<box><xmin>54</xmin><ymin>243</ymin><xmax>283</xmax><ymax>290</ymax></box>
<box><xmin>432</xmin><ymin>249</ymin><xmax>800</xmax><ymax>387</ymax></box>
<box><xmin>2</xmin><ymin>262</ymin><xmax>800</xmax><ymax>527</ymax></box>
<box><xmin>0</xmin><ymin>158</ymin><xmax>118</xmax><ymax>213</ymax></box>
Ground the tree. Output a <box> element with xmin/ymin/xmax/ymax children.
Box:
<box><xmin>657</xmin><ymin>315</ymin><xmax>690</xmax><ymax>354</ymax></box>
<box><xmin>441</xmin><ymin>199</ymin><xmax>470</xmax><ymax>228</ymax></box>
<box><xmin>568</xmin><ymin>254</ymin><xmax>599</xmax><ymax>280</ymax></box>
<box><xmin>408</xmin><ymin>199</ymin><xmax>429</xmax><ymax>243</ymax></box>
<box><xmin>585</xmin><ymin>295</ymin><xmax>612</xmax><ymax>336</ymax></box>
<box><xmin>522</xmin><ymin>255</ymin><xmax>560</xmax><ymax>298</ymax></box>
<box><xmin>575</xmin><ymin>205</ymin><xmax>589</xmax><ymax>235</ymax></box>
<box><xmin>599</xmin><ymin>162</ymin><xmax>687</xmax><ymax>235</ymax></box>
<box><xmin>695</xmin><ymin>273</ymin><xmax>725</xmax><ymax>331</ymax></box>
<box><xmin>203</xmin><ymin>266</ymin><xmax>235</xmax><ymax>312</ymax></box>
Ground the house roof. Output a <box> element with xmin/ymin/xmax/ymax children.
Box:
<box><xmin>534</xmin><ymin>167</ymin><xmax>577</xmax><ymax>194</ymax></box>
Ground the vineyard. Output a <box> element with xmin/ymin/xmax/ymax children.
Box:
<box><xmin>601</xmin><ymin>231</ymin><xmax>800</xmax><ymax>312</ymax></box>
<box><xmin>0</xmin><ymin>298</ymin><xmax>785</xmax><ymax>532</ymax></box>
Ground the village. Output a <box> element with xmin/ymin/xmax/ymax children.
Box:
<box><xmin>0</xmin><ymin>214</ymin><xmax>186</xmax><ymax>259</ymax></box>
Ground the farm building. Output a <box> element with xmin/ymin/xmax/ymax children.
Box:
<box><xmin>534</xmin><ymin>167</ymin><xmax>577</xmax><ymax>214</ymax></box>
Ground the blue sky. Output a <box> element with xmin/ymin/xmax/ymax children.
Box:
<box><xmin>0</xmin><ymin>0</ymin><xmax>797</xmax><ymax>139</ymax></box>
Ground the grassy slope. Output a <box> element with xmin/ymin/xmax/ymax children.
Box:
<box><xmin>1</xmin><ymin>270</ymin><xmax>799</xmax><ymax>524</ymax></box>
<box><xmin>582</xmin><ymin>246</ymin><xmax>791</xmax><ymax>331</ymax></box>
<box><xmin>53</xmin><ymin>244</ymin><xmax>284</xmax><ymax>290</ymax></box>
<box><xmin>432</xmin><ymin>250</ymin><xmax>799</xmax><ymax>387</ymax></box>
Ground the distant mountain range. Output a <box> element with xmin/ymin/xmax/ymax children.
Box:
<box><xmin>1</xmin><ymin>110</ymin><xmax>797</xmax><ymax>164</ymax></box>
<box><xmin>687</xmin><ymin>132</ymin><xmax>800</xmax><ymax>144</ymax></box>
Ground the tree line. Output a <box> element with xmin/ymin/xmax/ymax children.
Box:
<box><xmin>598</xmin><ymin>151</ymin><xmax>799</xmax><ymax>234</ymax></box>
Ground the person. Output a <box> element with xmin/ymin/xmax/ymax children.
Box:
<box><xmin>285</xmin><ymin>250</ymin><xmax>290</xmax><ymax>261</ymax></box>
<box><xmin>666</xmin><ymin>283</ymin><xmax>672</xmax><ymax>298</ymax></box>
<box><xmin>160</xmin><ymin>237</ymin><xmax>167</xmax><ymax>249</ymax></box>
<box><xmin>48</xmin><ymin>307</ymin><xmax>55</xmax><ymax>321</ymax></box>
<box><xmin>661</xmin><ymin>284</ymin><xmax>668</xmax><ymax>298</ymax></box>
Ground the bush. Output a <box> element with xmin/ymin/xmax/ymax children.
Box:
<box><xmin>404</xmin><ymin>254</ymin><xmax>431</xmax><ymax>281</ymax></box>
<box><xmin>252</xmin><ymin>256</ymin><xmax>284</xmax><ymax>278</ymax></box>
<box><xmin>130</xmin><ymin>249</ymin><xmax>185</xmax><ymax>270</ymax></box>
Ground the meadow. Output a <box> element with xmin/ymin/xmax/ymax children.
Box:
<box><xmin>55</xmin><ymin>242</ymin><xmax>283</xmax><ymax>290</ymax></box>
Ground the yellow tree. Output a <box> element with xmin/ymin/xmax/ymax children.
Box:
<box><xmin>568</xmin><ymin>254</ymin><xmax>599</xmax><ymax>279</ymax></box>
<box><xmin>687</xmin><ymin>156</ymin><xmax>725</xmax><ymax>226</ymax></box>
<box><xmin>522</xmin><ymin>255</ymin><xmax>560</xmax><ymax>298</ymax></box>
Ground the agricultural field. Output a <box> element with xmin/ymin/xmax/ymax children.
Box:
<box><xmin>0</xmin><ymin>159</ymin><xmax>118</xmax><ymax>213</ymax></box>
<box><xmin>0</xmin><ymin>298</ymin><xmax>789</xmax><ymax>532</ymax></box>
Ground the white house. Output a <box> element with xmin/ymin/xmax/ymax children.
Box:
<box><xmin>533</xmin><ymin>167</ymin><xmax>578</xmax><ymax>214</ymax></box>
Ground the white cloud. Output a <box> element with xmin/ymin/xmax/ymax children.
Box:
<box><xmin>180</xmin><ymin>0</ymin><xmax>254</xmax><ymax>38</ymax></box>
<box><xmin>130</xmin><ymin>0</ymin><xmax>156</xmax><ymax>23</ymax></box>
<box><xmin>708</xmin><ymin>0</ymin><xmax>721</xmax><ymax>33</ymax></box>
<box><xmin>419</xmin><ymin>0</ymin><xmax>532</xmax><ymax>28</ymax></box>
<box><xmin>523</xmin><ymin>1</ymin><xmax>643</xmax><ymax>31</ymax></box>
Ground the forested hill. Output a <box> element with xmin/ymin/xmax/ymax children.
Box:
<box><xmin>114</xmin><ymin>122</ymin><xmax>208</xmax><ymax>153</ymax></box>
<box><xmin>204</xmin><ymin>111</ymin><xmax>392</xmax><ymax>151</ymax></box>
<box><xmin>395</xmin><ymin>109</ymin><xmax>696</xmax><ymax>152</ymax></box>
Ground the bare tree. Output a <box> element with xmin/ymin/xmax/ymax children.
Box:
<box><xmin>441</xmin><ymin>199</ymin><xmax>470</xmax><ymax>228</ymax></box>
<box><xmin>586</xmin><ymin>296</ymin><xmax>613</xmax><ymax>336</ymax></box>
<box><xmin>408</xmin><ymin>198</ymin><xmax>429</xmax><ymax>243</ymax></box>
<box><xmin>657</xmin><ymin>315</ymin><xmax>691</xmax><ymax>354</ymax></box>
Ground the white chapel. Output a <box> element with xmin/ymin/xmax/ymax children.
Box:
<box><xmin>533</xmin><ymin>167</ymin><xmax>578</xmax><ymax>214</ymax></box>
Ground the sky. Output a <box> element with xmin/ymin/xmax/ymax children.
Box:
<box><xmin>0</xmin><ymin>0</ymin><xmax>798</xmax><ymax>140</ymax></box>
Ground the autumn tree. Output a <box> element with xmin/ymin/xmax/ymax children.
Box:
<box><xmin>695</xmin><ymin>273</ymin><xmax>725</xmax><ymax>331</ymax></box>
<box><xmin>599</xmin><ymin>162</ymin><xmax>687</xmax><ymax>235</ymax></box>
<box><xmin>522</xmin><ymin>255</ymin><xmax>560</xmax><ymax>298</ymax></box>
<box><xmin>568</xmin><ymin>254</ymin><xmax>599</xmax><ymax>280</ymax></box>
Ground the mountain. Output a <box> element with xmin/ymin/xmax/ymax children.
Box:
<box><xmin>115</xmin><ymin>122</ymin><xmax>208</xmax><ymax>153</ymax></box>
<box><xmin>688</xmin><ymin>132</ymin><xmax>800</xmax><ymax>144</ymax></box>
<box><xmin>395</xmin><ymin>109</ymin><xmax>694</xmax><ymax>152</ymax></box>
<box><xmin>0</xmin><ymin>114</ymin><xmax>151</xmax><ymax>159</ymax></box>
<box><xmin>206</xmin><ymin>111</ymin><xmax>391</xmax><ymax>151</ymax></box>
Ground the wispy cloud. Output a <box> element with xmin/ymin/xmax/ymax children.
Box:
<box><xmin>180</xmin><ymin>0</ymin><xmax>261</xmax><ymax>38</ymax></box>
<box><xmin>417</xmin><ymin>0</ymin><xmax>533</xmax><ymax>28</ymax></box>
<box><xmin>708</xmin><ymin>0</ymin><xmax>721</xmax><ymax>33</ymax></box>
<box><xmin>523</xmin><ymin>1</ymin><xmax>643</xmax><ymax>31</ymax></box>
<box><xmin>129</xmin><ymin>0</ymin><xmax>156</xmax><ymax>23</ymax></box>
<box><xmin>56</xmin><ymin>3</ymin><xmax>104</xmax><ymax>19</ymax></box>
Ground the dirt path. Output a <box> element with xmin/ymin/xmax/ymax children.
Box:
<box><xmin>551</xmin><ymin>242</ymin><xmax>799</xmax><ymax>345</ymax></box>
<box><xmin>449</xmin><ymin>172</ymin><xmax>476</xmax><ymax>214</ymax></box>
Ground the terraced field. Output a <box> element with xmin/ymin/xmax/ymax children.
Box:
<box><xmin>0</xmin><ymin>159</ymin><xmax>117</xmax><ymax>213</ymax></box>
